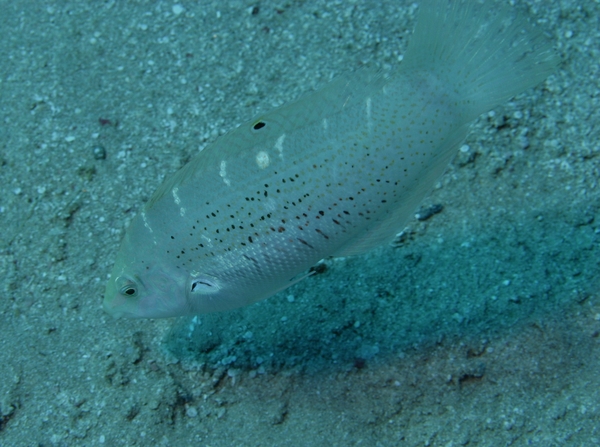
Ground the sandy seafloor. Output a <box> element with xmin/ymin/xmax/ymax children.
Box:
<box><xmin>1</xmin><ymin>0</ymin><xmax>599</xmax><ymax>446</ymax></box>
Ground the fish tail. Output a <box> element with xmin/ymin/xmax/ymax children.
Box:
<box><xmin>401</xmin><ymin>0</ymin><xmax>559</xmax><ymax>122</ymax></box>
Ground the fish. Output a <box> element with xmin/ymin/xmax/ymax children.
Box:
<box><xmin>103</xmin><ymin>0</ymin><xmax>558</xmax><ymax>318</ymax></box>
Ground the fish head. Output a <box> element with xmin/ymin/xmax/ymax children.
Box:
<box><xmin>103</xmin><ymin>224</ymin><xmax>190</xmax><ymax>319</ymax></box>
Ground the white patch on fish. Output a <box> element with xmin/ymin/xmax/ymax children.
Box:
<box><xmin>255</xmin><ymin>151</ymin><xmax>270</xmax><ymax>169</ymax></box>
<box><xmin>171</xmin><ymin>187</ymin><xmax>186</xmax><ymax>217</ymax></box>
<box><xmin>274</xmin><ymin>134</ymin><xmax>286</xmax><ymax>160</ymax></box>
<box><xmin>219</xmin><ymin>160</ymin><xmax>231</xmax><ymax>186</ymax></box>
<box><xmin>141</xmin><ymin>211</ymin><xmax>153</xmax><ymax>233</ymax></box>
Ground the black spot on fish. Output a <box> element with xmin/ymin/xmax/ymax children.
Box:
<box><xmin>297</xmin><ymin>238</ymin><xmax>314</xmax><ymax>249</ymax></box>
<box><xmin>315</xmin><ymin>229</ymin><xmax>329</xmax><ymax>239</ymax></box>
<box><xmin>243</xmin><ymin>254</ymin><xmax>259</xmax><ymax>265</ymax></box>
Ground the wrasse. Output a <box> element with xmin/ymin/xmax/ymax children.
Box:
<box><xmin>104</xmin><ymin>0</ymin><xmax>558</xmax><ymax>318</ymax></box>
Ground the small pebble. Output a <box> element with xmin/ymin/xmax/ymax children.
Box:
<box><xmin>415</xmin><ymin>203</ymin><xmax>443</xmax><ymax>221</ymax></box>
<box><xmin>93</xmin><ymin>146</ymin><xmax>107</xmax><ymax>160</ymax></box>
<box><xmin>186</xmin><ymin>406</ymin><xmax>198</xmax><ymax>418</ymax></box>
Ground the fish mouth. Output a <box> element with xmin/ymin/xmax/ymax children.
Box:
<box><xmin>102</xmin><ymin>294</ymin><xmax>124</xmax><ymax>318</ymax></box>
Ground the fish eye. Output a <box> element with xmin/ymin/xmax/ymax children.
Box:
<box><xmin>120</xmin><ymin>285</ymin><xmax>138</xmax><ymax>297</ymax></box>
<box><xmin>116</xmin><ymin>276</ymin><xmax>140</xmax><ymax>298</ymax></box>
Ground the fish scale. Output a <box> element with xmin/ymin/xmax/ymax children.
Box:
<box><xmin>104</xmin><ymin>0</ymin><xmax>558</xmax><ymax>318</ymax></box>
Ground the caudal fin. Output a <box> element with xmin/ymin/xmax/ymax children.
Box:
<box><xmin>401</xmin><ymin>0</ymin><xmax>559</xmax><ymax>122</ymax></box>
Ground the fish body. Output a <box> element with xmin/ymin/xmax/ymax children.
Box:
<box><xmin>104</xmin><ymin>0</ymin><xmax>558</xmax><ymax>318</ymax></box>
